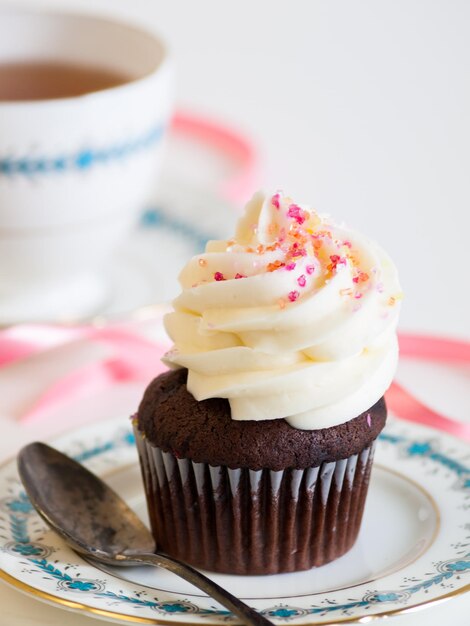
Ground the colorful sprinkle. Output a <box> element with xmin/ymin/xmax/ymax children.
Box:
<box><xmin>306</xmin><ymin>264</ymin><xmax>315</xmax><ymax>275</ymax></box>
<box><xmin>235</xmin><ymin>273</ymin><xmax>246</xmax><ymax>279</ymax></box>
<box><xmin>328</xmin><ymin>255</ymin><xmax>347</xmax><ymax>272</ymax></box>
<box><xmin>198</xmin><ymin>258</ymin><xmax>207</xmax><ymax>267</ymax></box>
<box><xmin>287</xmin><ymin>203</ymin><xmax>308</xmax><ymax>225</ymax></box>
<box><xmin>266</xmin><ymin>242</ymin><xmax>280</xmax><ymax>251</ymax></box>
<box><xmin>354</xmin><ymin>292</ymin><xmax>363</xmax><ymax>299</ymax></box>
<box><xmin>297</xmin><ymin>274</ymin><xmax>306</xmax><ymax>287</ymax></box>
<box><xmin>285</xmin><ymin>262</ymin><xmax>296</xmax><ymax>271</ymax></box>
<box><xmin>271</xmin><ymin>193</ymin><xmax>281</xmax><ymax>209</ymax></box>
<box><xmin>287</xmin><ymin>242</ymin><xmax>307</xmax><ymax>259</ymax></box>
<box><xmin>214</xmin><ymin>272</ymin><xmax>225</xmax><ymax>281</ymax></box>
<box><xmin>340</xmin><ymin>288</ymin><xmax>353</xmax><ymax>296</ymax></box>
<box><xmin>278</xmin><ymin>298</ymin><xmax>286</xmax><ymax>309</ymax></box>
<box><xmin>366</xmin><ymin>413</ymin><xmax>371</xmax><ymax>427</ymax></box>
<box><xmin>267</xmin><ymin>260</ymin><xmax>285</xmax><ymax>272</ymax></box>
<box><xmin>353</xmin><ymin>271</ymin><xmax>369</xmax><ymax>284</ymax></box>
<box><xmin>288</xmin><ymin>290</ymin><xmax>300</xmax><ymax>302</ymax></box>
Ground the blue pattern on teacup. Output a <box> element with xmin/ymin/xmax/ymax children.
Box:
<box><xmin>0</xmin><ymin>124</ymin><xmax>164</xmax><ymax>178</ymax></box>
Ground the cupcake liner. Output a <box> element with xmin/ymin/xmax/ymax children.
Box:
<box><xmin>134</xmin><ymin>425</ymin><xmax>376</xmax><ymax>575</ymax></box>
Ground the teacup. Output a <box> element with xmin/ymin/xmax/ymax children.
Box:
<box><xmin>0</xmin><ymin>7</ymin><xmax>172</xmax><ymax>324</ymax></box>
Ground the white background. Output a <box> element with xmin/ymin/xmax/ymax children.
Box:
<box><xmin>1</xmin><ymin>1</ymin><xmax>469</xmax><ymax>624</ymax></box>
<box><xmin>8</xmin><ymin>0</ymin><xmax>470</xmax><ymax>339</ymax></box>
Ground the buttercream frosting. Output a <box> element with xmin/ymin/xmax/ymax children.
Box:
<box><xmin>164</xmin><ymin>191</ymin><xmax>402</xmax><ymax>430</ymax></box>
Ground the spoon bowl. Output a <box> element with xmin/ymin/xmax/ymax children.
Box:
<box><xmin>18</xmin><ymin>442</ymin><xmax>271</xmax><ymax>626</ymax></box>
<box><xmin>19</xmin><ymin>442</ymin><xmax>155</xmax><ymax>563</ymax></box>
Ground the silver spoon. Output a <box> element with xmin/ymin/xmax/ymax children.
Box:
<box><xmin>17</xmin><ymin>442</ymin><xmax>272</xmax><ymax>626</ymax></box>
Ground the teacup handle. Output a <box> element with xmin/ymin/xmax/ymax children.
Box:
<box><xmin>171</xmin><ymin>111</ymin><xmax>258</xmax><ymax>205</ymax></box>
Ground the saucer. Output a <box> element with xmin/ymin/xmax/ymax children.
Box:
<box><xmin>0</xmin><ymin>180</ymin><xmax>236</xmax><ymax>326</ymax></box>
<box><xmin>101</xmin><ymin>180</ymin><xmax>236</xmax><ymax>319</ymax></box>
<box><xmin>0</xmin><ymin>417</ymin><xmax>468</xmax><ymax>624</ymax></box>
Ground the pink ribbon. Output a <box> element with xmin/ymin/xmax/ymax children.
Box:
<box><xmin>1</xmin><ymin>326</ymin><xmax>469</xmax><ymax>439</ymax></box>
<box><xmin>171</xmin><ymin>112</ymin><xmax>258</xmax><ymax>205</ymax></box>
<box><xmin>0</xmin><ymin>323</ymin><xmax>169</xmax><ymax>421</ymax></box>
<box><xmin>385</xmin><ymin>333</ymin><xmax>470</xmax><ymax>441</ymax></box>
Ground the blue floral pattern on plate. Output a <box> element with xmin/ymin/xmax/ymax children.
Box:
<box><xmin>0</xmin><ymin>418</ymin><xmax>469</xmax><ymax>624</ymax></box>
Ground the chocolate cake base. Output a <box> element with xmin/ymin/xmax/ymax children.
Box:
<box><xmin>137</xmin><ymin>369</ymin><xmax>386</xmax><ymax>470</ymax></box>
<box><xmin>134</xmin><ymin>368</ymin><xmax>386</xmax><ymax>575</ymax></box>
<box><xmin>135</xmin><ymin>428</ymin><xmax>375</xmax><ymax>574</ymax></box>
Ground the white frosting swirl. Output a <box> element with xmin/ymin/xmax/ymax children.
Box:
<box><xmin>164</xmin><ymin>191</ymin><xmax>402</xmax><ymax>430</ymax></box>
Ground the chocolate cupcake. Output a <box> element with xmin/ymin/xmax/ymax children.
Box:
<box><xmin>134</xmin><ymin>191</ymin><xmax>402</xmax><ymax>575</ymax></box>
<box><xmin>135</xmin><ymin>368</ymin><xmax>386</xmax><ymax>574</ymax></box>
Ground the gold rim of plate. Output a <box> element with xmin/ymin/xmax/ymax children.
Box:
<box><xmin>0</xmin><ymin>566</ymin><xmax>469</xmax><ymax>626</ymax></box>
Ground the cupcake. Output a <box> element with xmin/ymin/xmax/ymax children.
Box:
<box><xmin>134</xmin><ymin>191</ymin><xmax>401</xmax><ymax>575</ymax></box>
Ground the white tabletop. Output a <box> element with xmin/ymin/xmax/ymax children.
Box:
<box><xmin>2</xmin><ymin>0</ymin><xmax>470</xmax><ymax>623</ymax></box>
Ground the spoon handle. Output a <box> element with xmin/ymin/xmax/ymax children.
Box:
<box><xmin>119</xmin><ymin>552</ymin><xmax>272</xmax><ymax>626</ymax></box>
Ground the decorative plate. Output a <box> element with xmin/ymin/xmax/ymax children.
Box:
<box><xmin>0</xmin><ymin>417</ymin><xmax>469</xmax><ymax>625</ymax></box>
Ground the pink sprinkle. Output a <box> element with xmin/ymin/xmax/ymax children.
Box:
<box><xmin>285</xmin><ymin>262</ymin><xmax>296</xmax><ymax>271</ymax></box>
<box><xmin>328</xmin><ymin>254</ymin><xmax>346</xmax><ymax>272</ymax></box>
<box><xmin>290</xmin><ymin>242</ymin><xmax>307</xmax><ymax>257</ymax></box>
<box><xmin>306</xmin><ymin>264</ymin><xmax>315</xmax><ymax>275</ymax></box>
<box><xmin>343</xmin><ymin>240</ymin><xmax>352</xmax><ymax>249</ymax></box>
<box><xmin>354</xmin><ymin>292</ymin><xmax>363</xmax><ymax>299</ymax></box>
<box><xmin>353</xmin><ymin>271</ymin><xmax>369</xmax><ymax>284</ymax></box>
<box><xmin>297</xmin><ymin>274</ymin><xmax>306</xmax><ymax>287</ymax></box>
<box><xmin>287</xmin><ymin>203</ymin><xmax>306</xmax><ymax>225</ymax></box>
<box><xmin>288</xmin><ymin>290</ymin><xmax>300</xmax><ymax>302</ymax></box>
<box><xmin>271</xmin><ymin>193</ymin><xmax>281</xmax><ymax>209</ymax></box>
<box><xmin>214</xmin><ymin>272</ymin><xmax>225</xmax><ymax>281</ymax></box>
<box><xmin>235</xmin><ymin>273</ymin><xmax>246</xmax><ymax>279</ymax></box>
<box><xmin>366</xmin><ymin>413</ymin><xmax>371</xmax><ymax>427</ymax></box>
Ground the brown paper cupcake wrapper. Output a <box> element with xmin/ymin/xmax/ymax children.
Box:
<box><xmin>134</xmin><ymin>425</ymin><xmax>376</xmax><ymax>575</ymax></box>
